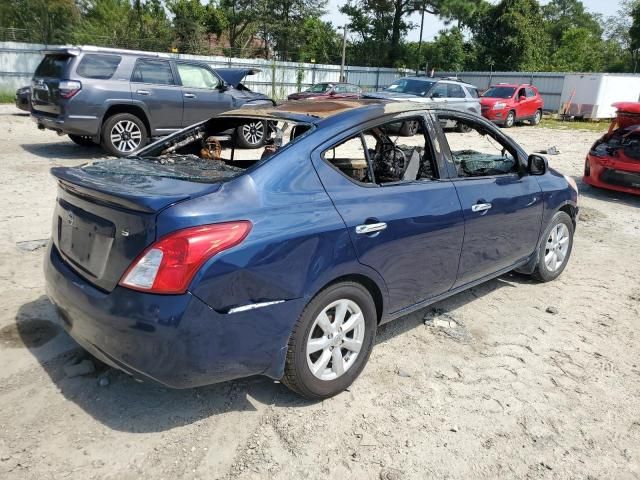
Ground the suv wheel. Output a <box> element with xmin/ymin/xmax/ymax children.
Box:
<box><xmin>68</xmin><ymin>134</ymin><xmax>95</xmax><ymax>147</ymax></box>
<box><xmin>235</xmin><ymin>120</ymin><xmax>267</xmax><ymax>149</ymax></box>
<box><xmin>504</xmin><ymin>110</ymin><xmax>516</xmax><ymax>128</ymax></box>
<box><xmin>530</xmin><ymin>109</ymin><xmax>542</xmax><ymax>126</ymax></box>
<box><xmin>281</xmin><ymin>282</ymin><xmax>377</xmax><ymax>399</ymax></box>
<box><xmin>101</xmin><ymin>113</ymin><xmax>147</xmax><ymax>156</ymax></box>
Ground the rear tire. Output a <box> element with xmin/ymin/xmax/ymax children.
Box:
<box><xmin>531</xmin><ymin>211</ymin><xmax>574</xmax><ymax>282</ymax></box>
<box><xmin>530</xmin><ymin>109</ymin><xmax>542</xmax><ymax>126</ymax></box>
<box><xmin>101</xmin><ymin>113</ymin><xmax>148</xmax><ymax>157</ymax></box>
<box><xmin>68</xmin><ymin>134</ymin><xmax>95</xmax><ymax>146</ymax></box>
<box><xmin>235</xmin><ymin>120</ymin><xmax>267</xmax><ymax>148</ymax></box>
<box><xmin>281</xmin><ymin>282</ymin><xmax>377</xmax><ymax>399</ymax></box>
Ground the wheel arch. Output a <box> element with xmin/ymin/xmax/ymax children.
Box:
<box><xmin>102</xmin><ymin>104</ymin><xmax>151</xmax><ymax>137</ymax></box>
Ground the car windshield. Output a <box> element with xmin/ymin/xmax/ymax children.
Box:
<box><xmin>482</xmin><ymin>86</ymin><xmax>516</xmax><ymax>99</ymax></box>
<box><xmin>384</xmin><ymin>79</ymin><xmax>434</xmax><ymax>96</ymax></box>
<box><xmin>307</xmin><ymin>83</ymin><xmax>331</xmax><ymax>93</ymax></box>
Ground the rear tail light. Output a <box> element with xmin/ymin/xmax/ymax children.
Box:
<box><xmin>59</xmin><ymin>80</ymin><xmax>82</xmax><ymax>99</ymax></box>
<box><xmin>120</xmin><ymin>221</ymin><xmax>252</xmax><ymax>294</ymax></box>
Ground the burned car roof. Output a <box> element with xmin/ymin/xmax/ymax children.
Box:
<box><xmin>221</xmin><ymin>99</ymin><xmax>432</xmax><ymax>124</ymax></box>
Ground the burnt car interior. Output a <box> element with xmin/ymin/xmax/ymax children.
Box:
<box><xmin>323</xmin><ymin>116</ymin><xmax>437</xmax><ymax>184</ymax></box>
<box><xmin>438</xmin><ymin>114</ymin><xmax>518</xmax><ymax>177</ymax></box>
<box><xmin>82</xmin><ymin>116</ymin><xmax>313</xmax><ymax>183</ymax></box>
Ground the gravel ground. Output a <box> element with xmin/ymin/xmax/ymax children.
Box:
<box><xmin>0</xmin><ymin>105</ymin><xmax>639</xmax><ymax>480</ymax></box>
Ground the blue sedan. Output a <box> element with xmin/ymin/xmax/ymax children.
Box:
<box><xmin>44</xmin><ymin>100</ymin><xmax>578</xmax><ymax>398</ymax></box>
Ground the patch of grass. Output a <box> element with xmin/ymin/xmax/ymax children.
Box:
<box><xmin>0</xmin><ymin>90</ymin><xmax>16</xmax><ymax>104</ymax></box>
<box><xmin>540</xmin><ymin>116</ymin><xmax>609</xmax><ymax>133</ymax></box>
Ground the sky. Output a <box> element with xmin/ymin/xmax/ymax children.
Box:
<box><xmin>323</xmin><ymin>0</ymin><xmax>624</xmax><ymax>42</ymax></box>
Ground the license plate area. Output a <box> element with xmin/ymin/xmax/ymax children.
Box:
<box><xmin>57</xmin><ymin>199</ymin><xmax>115</xmax><ymax>279</ymax></box>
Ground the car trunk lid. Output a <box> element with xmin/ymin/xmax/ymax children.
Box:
<box><xmin>31</xmin><ymin>54</ymin><xmax>74</xmax><ymax>116</ymax></box>
<box><xmin>50</xmin><ymin>156</ymin><xmax>240</xmax><ymax>292</ymax></box>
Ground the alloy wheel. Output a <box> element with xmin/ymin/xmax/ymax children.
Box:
<box><xmin>306</xmin><ymin>299</ymin><xmax>366</xmax><ymax>381</ymax></box>
<box><xmin>110</xmin><ymin>120</ymin><xmax>142</xmax><ymax>153</ymax></box>
<box><xmin>241</xmin><ymin>121</ymin><xmax>265</xmax><ymax>145</ymax></box>
<box><xmin>544</xmin><ymin>223</ymin><xmax>570</xmax><ymax>272</ymax></box>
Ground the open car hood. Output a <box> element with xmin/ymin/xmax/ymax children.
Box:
<box><xmin>214</xmin><ymin>68</ymin><xmax>261</xmax><ymax>88</ymax></box>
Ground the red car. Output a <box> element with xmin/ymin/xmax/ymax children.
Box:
<box><xmin>480</xmin><ymin>84</ymin><xmax>544</xmax><ymax>128</ymax></box>
<box><xmin>288</xmin><ymin>82</ymin><xmax>362</xmax><ymax>101</ymax></box>
<box><xmin>583</xmin><ymin>102</ymin><xmax>640</xmax><ymax>196</ymax></box>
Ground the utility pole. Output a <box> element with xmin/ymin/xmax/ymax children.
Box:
<box><xmin>340</xmin><ymin>26</ymin><xmax>348</xmax><ymax>82</ymax></box>
<box><xmin>416</xmin><ymin>2</ymin><xmax>425</xmax><ymax>75</ymax></box>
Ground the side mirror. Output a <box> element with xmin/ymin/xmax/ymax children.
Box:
<box><xmin>528</xmin><ymin>154</ymin><xmax>547</xmax><ymax>175</ymax></box>
<box><xmin>217</xmin><ymin>82</ymin><xmax>229</xmax><ymax>91</ymax></box>
<box><xmin>519</xmin><ymin>95</ymin><xmax>526</xmax><ymax>102</ymax></box>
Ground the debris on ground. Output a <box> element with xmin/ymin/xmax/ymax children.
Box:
<box><xmin>97</xmin><ymin>374</ymin><xmax>110</xmax><ymax>387</ymax></box>
<box><xmin>379</xmin><ymin>468</ymin><xmax>403</xmax><ymax>480</ymax></box>
<box><xmin>535</xmin><ymin>146</ymin><xmax>560</xmax><ymax>155</ymax></box>
<box><xmin>396</xmin><ymin>368</ymin><xmax>412</xmax><ymax>378</ymax></box>
<box><xmin>63</xmin><ymin>359</ymin><xmax>95</xmax><ymax>378</ymax></box>
<box><xmin>15</xmin><ymin>239</ymin><xmax>48</xmax><ymax>252</ymax></box>
<box><xmin>546</xmin><ymin>306</ymin><xmax>559</xmax><ymax>315</ymax></box>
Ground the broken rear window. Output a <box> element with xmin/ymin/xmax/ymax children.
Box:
<box><xmin>82</xmin><ymin>117</ymin><xmax>314</xmax><ymax>183</ymax></box>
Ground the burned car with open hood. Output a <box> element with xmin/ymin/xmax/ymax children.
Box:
<box><xmin>584</xmin><ymin>102</ymin><xmax>640</xmax><ymax>195</ymax></box>
<box><xmin>30</xmin><ymin>46</ymin><xmax>272</xmax><ymax>156</ymax></box>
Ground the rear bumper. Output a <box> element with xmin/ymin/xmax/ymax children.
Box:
<box><xmin>31</xmin><ymin>111</ymin><xmax>100</xmax><ymax>137</ymax></box>
<box><xmin>583</xmin><ymin>154</ymin><xmax>640</xmax><ymax>196</ymax></box>
<box><xmin>44</xmin><ymin>243</ymin><xmax>305</xmax><ymax>388</ymax></box>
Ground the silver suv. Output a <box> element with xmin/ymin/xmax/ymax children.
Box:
<box><xmin>30</xmin><ymin>46</ymin><xmax>271</xmax><ymax>155</ymax></box>
<box><xmin>366</xmin><ymin>76</ymin><xmax>481</xmax><ymax>133</ymax></box>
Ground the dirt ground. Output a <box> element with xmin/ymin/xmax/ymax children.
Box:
<box><xmin>0</xmin><ymin>104</ymin><xmax>639</xmax><ymax>480</ymax></box>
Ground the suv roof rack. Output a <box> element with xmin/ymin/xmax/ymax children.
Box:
<box><xmin>41</xmin><ymin>45</ymin><xmax>172</xmax><ymax>58</ymax></box>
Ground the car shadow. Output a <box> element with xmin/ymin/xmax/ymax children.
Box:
<box><xmin>20</xmin><ymin>141</ymin><xmax>108</xmax><ymax>161</ymax></box>
<box><xmin>572</xmin><ymin>175</ymin><xmax>640</xmax><ymax>208</ymax></box>
<box><xmin>375</xmin><ymin>272</ymin><xmax>526</xmax><ymax>344</ymax></box>
<box><xmin>14</xmin><ymin>296</ymin><xmax>311</xmax><ymax>433</ymax></box>
<box><xmin>15</xmin><ymin>273</ymin><xmax>530</xmax><ymax>432</ymax></box>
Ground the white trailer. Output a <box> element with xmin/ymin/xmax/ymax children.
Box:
<box><xmin>559</xmin><ymin>73</ymin><xmax>640</xmax><ymax>119</ymax></box>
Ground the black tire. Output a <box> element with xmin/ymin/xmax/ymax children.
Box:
<box><xmin>101</xmin><ymin>113</ymin><xmax>148</xmax><ymax>157</ymax></box>
<box><xmin>235</xmin><ymin>120</ymin><xmax>267</xmax><ymax>148</ymax></box>
<box><xmin>531</xmin><ymin>211</ymin><xmax>574</xmax><ymax>282</ymax></box>
<box><xmin>456</xmin><ymin>122</ymin><xmax>472</xmax><ymax>133</ymax></box>
<box><xmin>504</xmin><ymin>110</ymin><xmax>516</xmax><ymax>128</ymax></box>
<box><xmin>530</xmin><ymin>109</ymin><xmax>542</xmax><ymax>126</ymax></box>
<box><xmin>68</xmin><ymin>134</ymin><xmax>95</xmax><ymax>146</ymax></box>
<box><xmin>399</xmin><ymin>120</ymin><xmax>419</xmax><ymax>136</ymax></box>
<box><xmin>281</xmin><ymin>282</ymin><xmax>377</xmax><ymax>399</ymax></box>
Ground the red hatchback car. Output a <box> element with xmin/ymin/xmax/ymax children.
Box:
<box><xmin>480</xmin><ymin>84</ymin><xmax>544</xmax><ymax>128</ymax></box>
<box><xmin>288</xmin><ymin>82</ymin><xmax>362</xmax><ymax>101</ymax></box>
<box><xmin>584</xmin><ymin>102</ymin><xmax>640</xmax><ymax>196</ymax></box>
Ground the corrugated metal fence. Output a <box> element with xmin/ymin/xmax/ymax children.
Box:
<box><xmin>0</xmin><ymin>41</ymin><xmax>409</xmax><ymax>98</ymax></box>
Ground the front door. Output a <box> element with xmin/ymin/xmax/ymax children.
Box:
<box><xmin>435</xmin><ymin>112</ymin><xmax>543</xmax><ymax>287</ymax></box>
<box><xmin>175</xmin><ymin>62</ymin><xmax>233</xmax><ymax>127</ymax></box>
<box><xmin>312</xmin><ymin>115</ymin><xmax>465</xmax><ymax>313</ymax></box>
<box><xmin>130</xmin><ymin>58</ymin><xmax>183</xmax><ymax>134</ymax></box>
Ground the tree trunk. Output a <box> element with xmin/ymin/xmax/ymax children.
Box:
<box><xmin>390</xmin><ymin>0</ymin><xmax>404</xmax><ymax>63</ymax></box>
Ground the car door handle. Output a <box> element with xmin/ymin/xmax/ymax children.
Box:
<box><xmin>184</xmin><ymin>93</ymin><xmax>196</xmax><ymax>98</ymax></box>
<box><xmin>136</xmin><ymin>89</ymin><xmax>151</xmax><ymax>95</ymax></box>
<box><xmin>356</xmin><ymin>222</ymin><xmax>387</xmax><ymax>234</ymax></box>
<box><xmin>471</xmin><ymin>203</ymin><xmax>492</xmax><ymax>212</ymax></box>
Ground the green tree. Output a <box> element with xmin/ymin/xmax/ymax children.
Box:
<box><xmin>74</xmin><ymin>0</ymin><xmax>134</xmax><ymax>47</ymax></box>
<box><xmin>542</xmin><ymin>0</ymin><xmax>602</xmax><ymax>51</ymax></box>
<box><xmin>423</xmin><ymin>27</ymin><xmax>468</xmax><ymax>72</ymax></box>
<box><xmin>472</xmin><ymin>0</ymin><xmax>549</xmax><ymax>71</ymax></box>
<box><xmin>168</xmin><ymin>0</ymin><xmax>208</xmax><ymax>53</ymax></box>
<box><xmin>0</xmin><ymin>0</ymin><xmax>79</xmax><ymax>43</ymax></box>
<box><xmin>298</xmin><ymin>18</ymin><xmax>341</xmax><ymax>63</ymax></box>
<box><xmin>548</xmin><ymin>27</ymin><xmax>604</xmax><ymax>72</ymax></box>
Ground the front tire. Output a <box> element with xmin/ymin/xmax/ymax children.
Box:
<box><xmin>235</xmin><ymin>120</ymin><xmax>267</xmax><ymax>148</ymax></box>
<box><xmin>68</xmin><ymin>134</ymin><xmax>95</xmax><ymax>146</ymax></box>
<box><xmin>101</xmin><ymin>113</ymin><xmax>147</xmax><ymax>156</ymax></box>
<box><xmin>281</xmin><ymin>282</ymin><xmax>377</xmax><ymax>399</ymax></box>
<box><xmin>531</xmin><ymin>212</ymin><xmax>574</xmax><ymax>282</ymax></box>
<box><xmin>504</xmin><ymin>110</ymin><xmax>516</xmax><ymax>128</ymax></box>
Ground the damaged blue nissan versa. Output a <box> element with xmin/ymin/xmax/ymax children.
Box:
<box><xmin>45</xmin><ymin>99</ymin><xmax>578</xmax><ymax>398</ymax></box>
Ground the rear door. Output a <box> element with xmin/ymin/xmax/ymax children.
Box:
<box><xmin>445</xmin><ymin>82</ymin><xmax>468</xmax><ymax>112</ymax></box>
<box><xmin>130</xmin><ymin>58</ymin><xmax>183</xmax><ymax>134</ymax></box>
<box><xmin>435</xmin><ymin>112</ymin><xmax>543</xmax><ymax>287</ymax></box>
<box><xmin>31</xmin><ymin>54</ymin><xmax>73</xmax><ymax>115</ymax></box>
<box><xmin>176</xmin><ymin>62</ymin><xmax>233</xmax><ymax>126</ymax></box>
<box><xmin>312</xmin><ymin>114</ymin><xmax>465</xmax><ymax>313</ymax></box>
